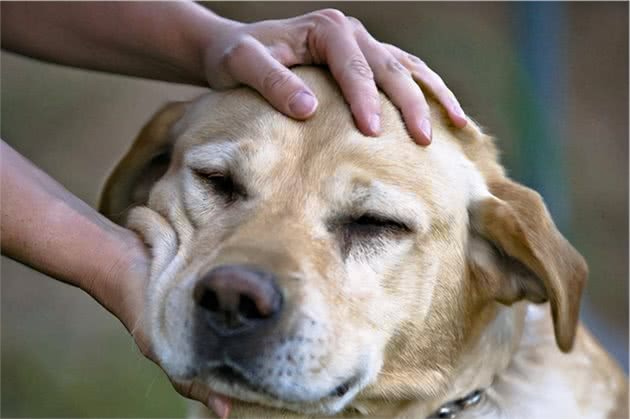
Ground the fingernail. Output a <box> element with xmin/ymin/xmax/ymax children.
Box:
<box><xmin>289</xmin><ymin>91</ymin><xmax>317</xmax><ymax>117</ymax></box>
<box><xmin>420</xmin><ymin>118</ymin><xmax>432</xmax><ymax>144</ymax></box>
<box><xmin>452</xmin><ymin>102</ymin><xmax>467</xmax><ymax>124</ymax></box>
<box><xmin>368</xmin><ymin>114</ymin><xmax>381</xmax><ymax>135</ymax></box>
<box><xmin>209</xmin><ymin>395</ymin><xmax>231</xmax><ymax>419</ymax></box>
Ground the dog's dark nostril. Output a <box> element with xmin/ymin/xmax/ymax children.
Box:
<box><xmin>197</xmin><ymin>289</ymin><xmax>220</xmax><ymax>313</ymax></box>
<box><xmin>193</xmin><ymin>265</ymin><xmax>283</xmax><ymax>336</ymax></box>
<box><xmin>238</xmin><ymin>294</ymin><xmax>266</xmax><ymax>320</ymax></box>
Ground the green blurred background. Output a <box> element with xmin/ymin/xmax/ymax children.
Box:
<box><xmin>2</xmin><ymin>2</ymin><xmax>628</xmax><ymax>417</ymax></box>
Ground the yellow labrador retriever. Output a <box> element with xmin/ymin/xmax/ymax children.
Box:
<box><xmin>100</xmin><ymin>67</ymin><xmax>627</xmax><ymax>418</ymax></box>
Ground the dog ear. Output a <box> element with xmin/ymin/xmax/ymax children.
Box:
<box><xmin>468</xmin><ymin>179</ymin><xmax>588</xmax><ymax>352</ymax></box>
<box><xmin>99</xmin><ymin>102</ymin><xmax>187</xmax><ymax>224</ymax></box>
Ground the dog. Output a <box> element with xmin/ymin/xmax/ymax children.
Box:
<box><xmin>100</xmin><ymin>67</ymin><xmax>627</xmax><ymax>418</ymax></box>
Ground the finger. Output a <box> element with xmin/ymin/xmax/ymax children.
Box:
<box><xmin>223</xmin><ymin>36</ymin><xmax>318</xmax><ymax>119</ymax></box>
<box><xmin>360</xmin><ymin>39</ymin><xmax>433</xmax><ymax>145</ymax></box>
<box><xmin>315</xmin><ymin>21</ymin><xmax>381</xmax><ymax>136</ymax></box>
<box><xmin>384</xmin><ymin>44</ymin><xmax>468</xmax><ymax>128</ymax></box>
<box><xmin>172</xmin><ymin>379</ymin><xmax>231</xmax><ymax>418</ymax></box>
<box><xmin>248</xmin><ymin>19</ymin><xmax>314</xmax><ymax>67</ymax></box>
<box><xmin>209</xmin><ymin>394</ymin><xmax>232</xmax><ymax>419</ymax></box>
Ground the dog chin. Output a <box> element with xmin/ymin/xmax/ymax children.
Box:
<box><xmin>201</xmin><ymin>366</ymin><xmax>369</xmax><ymax>415</ymax></box>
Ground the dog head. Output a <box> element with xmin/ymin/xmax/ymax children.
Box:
<box><xmin>100</xmin><ymin>68</ymin><xmax>587</xmax><ymax>415</ymax></box>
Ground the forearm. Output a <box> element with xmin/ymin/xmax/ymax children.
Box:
<box><xmin>0</xmin><ymin>140</ymin><xmax>142</xmax><ymax>313</ymax></box>
<box><xmin>0</xmin><ymin>1</ymin><xmax>235</xmax><ymax>85</ymax></box>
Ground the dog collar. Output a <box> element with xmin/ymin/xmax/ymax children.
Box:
<box><xmin>427</xmin><ymin>389</ymin><xmax>483</xmax><ymax>419</ymax></box>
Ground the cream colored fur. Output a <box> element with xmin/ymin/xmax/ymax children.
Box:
<box><xmin>100</xmin><ymin>67</ymin><xmax>627</xmax><ymax>419</ymax></box>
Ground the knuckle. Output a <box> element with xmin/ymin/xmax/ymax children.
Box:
<box><xmin>314</xmin><ymin>8</ymin><xmax>346</xmax><ymax>25</ymax></box>
<box><xmin>362</xmin><ymin>89</ymin><xmax>381</xmax><ymax>109</ymax></box>
<box><xmin>261</xmin><ymin>68</ymin><xmax>294</xmax><ymax>93</ymax></box>
<box><xmin>381</xmin><ymin>42</ymin><xmax>396</xmax><ymax>50</ymax></box>
<box><xmin>347</xmin><ymin>54</ymin><xmax>374</xmax><ymax>81</ymax></box>
<box><xmin>429</xmin><ymin>72</ymin><xmax>445</xmax><ymax>88</ymax></box>
<box><xmin>381</xmin><ymin>43</ymin><xmax>399</xmax><ymax>56</ymax></box>
<box><xmin>222</xmin><ymin>36</ymin><xmax>255</xmax><ymax>68</ymax></box>
<box><xmin>137</xmin><ymin>342</ymin><xmax>152</xmax><ymax>359</ymax></box>
<box><xmin>174</xmin><ymin>380</ymin><xmax>194</xmax><ymax>398</ymax></box>
<box><xmin>407</xmin><ymin>53</ymin><xmax>425</xmax><ymax>66</ymax></box>
<box><xmin>408</xmin><ymin>92</ymin><xmax>430</xmax><ymax>113</ymax></box>
<box><xmin>346</xmin><ymin>16</ymin><xmax>364</xmax><ymax>30</ymax></box>
<box><xmin>187</xmin><ymin>381</ymin><xmax>201</xmax><ymax>399</ymax></box>
<box><xmin>190</xmin><ymin>380</ymin><xmax>209</xmax><ymax>401</ymax></box>
<box><xmin>385</xmin><ymin>58</ymin><xmax>409</xmax><ymax>76</ymax></box>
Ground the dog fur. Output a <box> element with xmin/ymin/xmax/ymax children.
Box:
<box><xmin>100</xmin><ymin>67</ymin><xmax>628</xmax><ymax>418</ymax></box>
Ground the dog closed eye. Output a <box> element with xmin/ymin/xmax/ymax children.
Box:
<box><xmin>193</xmin><ymin>169</ymin><xmax>247</xmax><ymax>204</ymax></box>
<box><xmin>331</xmin><ymin>213</ymin><xmax>413</xmax><ymax>257</ymax></box>
<box><xmin>344</xmin><ymin>214</ymin><xmax>412</xmax><ymax>237</ymax></box>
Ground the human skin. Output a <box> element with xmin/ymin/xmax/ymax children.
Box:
<box><xmin>1</xmin><ymin>2</ymin><xmax>466</xmax><ymax>144</ymax></box>
<box><xmin>1</xmin><ymin>140</ymin><xmax>232</xmax><ymax>416</ymax></box>
<box><xmin>1</xmin><ymin>2</ymin><xmax>467</xmax><ymax>417</ymax></box>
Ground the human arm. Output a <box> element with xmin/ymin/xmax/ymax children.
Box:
<box><xmin>1</xmin><ymin>2</ymin><xmax>466</xmax><ymax>145</ymax></box>
<box><xmin>0</xmin><ymin>140</ymin><xmax>230</xmax><ymax>417</ymax></box>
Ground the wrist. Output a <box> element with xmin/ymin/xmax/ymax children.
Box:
<box><xmin>167</xmin><ymin>3</ymin><xmax>243</xmax><ymax>86</ymax></box>
<box><xmin>93</xmin><ymin>227</ymin><xmax>149</xmax><ymax>332</ymax></box>
<box><xmin>185</xmin><ymin>6</ymin><xmax>245</xmax><ymax>87</ymax></box>
<box><xmin>1</xmin><ymin>140</ymin><xmax>150</xmax><ymax>337</ymax></box>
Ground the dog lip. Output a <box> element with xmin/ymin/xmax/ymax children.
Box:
<box><xmin>329</xmin><ymin>374</ymin><xmax>361</xmax><ymax>398</ymax></box>
<box><xmin>209</xmin><ymin>364</ymin><xmax>292</xmax><ymax>402</ymax></box>
<box><xmin>212</xmin><ymin>365</ymin><xmax>256</xmax><ymax>389</ymax></box>
<box><xmin>208</xmin><ymin>364</ymin><xmax>364</xmax><ymax>405</ymax></box>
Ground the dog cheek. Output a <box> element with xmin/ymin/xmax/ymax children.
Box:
<box><xmin>151</xmin><ymin>271</ymin><xmax>200</xmax><ymax>378</ymax></box>
<box><xmin>127</xmin><ymin>208</ymin><xmax>176</xmax><ymax>273</ymax></box>
<box><xmin>165</xmin><ymin>282</ymin><xmax>198</xmax><ymax>373</ymax></box>
<box><xmin>343</xmin><ymin>240</ymin><xmax>417</xmax><ymax>324</ymax></box>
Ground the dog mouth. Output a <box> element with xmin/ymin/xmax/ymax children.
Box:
<box><xmin>208</xmin><ymin>364</ymin><xmax>361</xmax><ymax>404</ymax></box>
<box><xmin>212</xmin><ymin>365</ymin><xmax>258</xmax><ymax>392</ymax></box>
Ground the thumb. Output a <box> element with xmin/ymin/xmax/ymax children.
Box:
<box><xmin>224</xmin><ymin>38</ymin><xmax>318</xmax><ymax>119</ymax></box>
<box><xmin>171</xmin><ymin>378</ymin><xmax>232</xmax><ymax>418</ymax></box>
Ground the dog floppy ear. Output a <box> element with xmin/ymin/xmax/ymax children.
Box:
<box><xmin>468</xmin><ymin>179</ymin><xmax>588</xmax><ymax>352</ymax></box>
<box><xmin>99</xmin><ymin>102</ymin><xmax>187</xmax><ymax>224</ymax></box>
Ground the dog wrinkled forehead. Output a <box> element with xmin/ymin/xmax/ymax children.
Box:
<box><xmin>170</xmin><ymin>79</ymin><xmax>488</xmax><ymax>228</ymax></box>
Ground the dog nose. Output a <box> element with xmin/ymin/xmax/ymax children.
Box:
<box><xmin>193</xmin><ymin>265</ymin><xmax>283</xmax><ymax>336</ymax></box>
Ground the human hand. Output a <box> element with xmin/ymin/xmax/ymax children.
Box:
<box><xmin>2</xmin><ymin>2</ymin><xmax>464</xmax><ymax>145</ymax></box>
<box><xmin>102</xmin><ymin>231</ymin><xmax>232</xmax><ymax>418</ymax></box>
<box><xmin>202</xmin><ymin>8</ymin><xmax>467</xmax><ymax>145</ymax></box>
<box><xmin>0</xmin><ymin>139</ymin><xmax>231</xmax><ymax>417</ymax></box>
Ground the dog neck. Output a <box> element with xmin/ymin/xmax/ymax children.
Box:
<box><xmin>345</xmin><ymin>302</ymin><xmax>528</xmax><ymax>418</ymax></box>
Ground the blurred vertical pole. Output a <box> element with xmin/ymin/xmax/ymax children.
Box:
<box><xmin>512</xmin><ymin>2</ymin><xmax>570</xmax><ymax>233</ymax></box>
<box><xmin>513</xmin><ymin>3</ymin><xmax>627</xmax><ymax>371</ymax></box>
